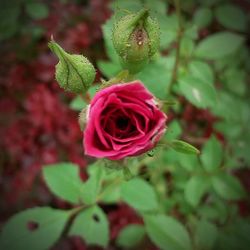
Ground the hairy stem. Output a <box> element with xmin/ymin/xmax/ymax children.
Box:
<box><xmin>168</xmin><ymin>0</ymin><xmax>183</xmax><ymax>93</ymax></box>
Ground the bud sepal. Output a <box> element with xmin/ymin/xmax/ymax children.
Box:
<box><xmin>48</xmin><ymin>40</ymin><xmax>96</xmax><ymax>94</ymax></box>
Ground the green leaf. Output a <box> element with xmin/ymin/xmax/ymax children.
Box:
<box><xmin>222</xmin><ymin>68</ymin><xmax>246</xmax><ymax>96</ymax></box>
<box><xmin>159</xmin><ymin>14</ymin><xmax>178</xmax><ymax>49</ymax></box>
<box><xmin>184</xmin><ymin>24</ymin><xmax>198</xmax><ymax>40</ymax></box>
<box><xmin>70</xmin><ymin>205</ymin><xmax>109</xmax><ymax>247</ymax></box>
<box><xmin>177</xmin><ymin>154</ymin><xmax>200</xmax><ymax>172</ymax></box>
<box><xmin>138</xmin><ymin>57</ymin><xmax>173</xmax><ymax>99</ymax></box>
<box><xmin>194</xmin><ymin>219</ymin><xmax>218</xmax><ymax>250</ymax></box>
<box><xmin>43</xmin><ymin>162</ymin><xmax>83</xmax><ymax>204</ymax></box>
<box><xmin>215</xmin><ymin>4</ymin><xmax>247</xmax><ymax>32</ymax></box>
<box><xmin>197</xmin><ymin>0</ymin><xmax>222</xmax><ymax>6</ymax></box>
<box><xmin>195</xmin><ymin>32</ymin><xmax>245</xmax><ymax>59</ymax></box>
<box><xmin>193</xmin><ymin>7</ymin><xmax>213</xmax><ymax>29</ymax></box>
<box><xmin>25</xmin><ymin>2</ymin><xmax>49</xmax><ymax>20</ymax></box>
<box><xmin>71</xmin><ymin>85</ymin><xmax>98</xmax><ymax>110</ymax></box>
<box><xmin>217</xmin><ymin>93</ymin><xmax>235</xmax><ymax>119</ymax></box>
<box><xmin>88</xmin><ymin>85</ymin><xmax>99</xmax><ymax>99</ymax></box>
<box><xmin>144</xmin><ymin>214</ymin><xmax>192</xmax><ymax>250</ymax></box>
<box><xmin>164</xmin><ymin>120</ymin><xmax>182</xmax><ymax>140</ymax></box>
<box><xmin>180</xmin><ymin>37</ymin><xmax>195</xmax><ymax>58</ymax></box>
<box><xmin>189</xmin><ymin>60</ymin><xmax>214</xmax><ymax>85</ymax></box>
<box><xmin>0</xmin><ymin>207</ymin><xmax>69</xmax><ymax>250</ymax></box>
<box><xmin>120</xmin><ymin>178</ymin><xmax>158</xmax><ymax>212</ymax></box>
<box><xmin>0</xmin><ymin>1</ymin><xmax>20</xmax><ymax>41</ymax></box>
<box><xmin>170</xmin><ymin>140</ymin><xmax>200</xmax><ymax>155</ymax></box>
<box><xmin>48</xmin><ymin>40</ymin><xmax>96</xmax><ymax>94</ymax></box>
<box><xmin>178</xmin><ymin>76</ymin><xmax>216</xmax><ymax>108</ymax></box>
<box><xmin>110</xmin><ymin>0</ymin><xmax>143</xmax><ymax>14</ymax></box>
<box><xmin>214</xmin><ymin>45</ymin><xmax>249</xmax><ymax>70</ymax></box>
<box><xmin>212</xmin><ymin>174</ymin><xmax>246</xmax><ymax>200</ymax></box>
<box><xmin>143</xmin><ymin>0</ymin><xmax>168</xmax><ymax>16</ymax></box>
<box><xmin>97</xmin><ymin>60</ymin><xmax>121</xmax><ymax>78</ymax></box>
<box><xmin>116</xmin><ymin>224</ymin><xmax>145</xmax><ymax>248</ymax></box>
<box><xmin>211</xmin><ymin>90</ymin><xmax>243</xmax><ymax>121</ymax></box>
<box><xmin>201</xmin><ymin>135</ymin><xmax>223</xmax><ymax>172</ymax></box>
<box><xmin>110</xmin><ymin>0</ymin><xmax>168</xmax><ymax>18</ymax></box>
<box><xmin>82</xmin><ymin>166</ymin><xmax>103</xmax><ymax>205</ymax></box>
<box><xmin>99</xmin><ymin>180</ymin><xmax>121</xmax><ymax>203</ymax></box>
<box><xmin>198</xmin><ymin>205</ymin><xmax>221</xmax><ymax>221</ymax></box>
<box><xmin>102</xmin><ymin>18</ymin><xmax>119</xmax><ymax>62</ymax></box>
<box><xmin>70</xmin><ymin>96</ymin><xmax>87</xmax><ymax>111</ymax></box>
<box><xmin>185</xmin><ymin>176</ymin><xmax>210</xmax><ymax>207</ymax></box>
<box><xmin>215</xmin><ymin>218</ymin><xmax>250</xmax><ymax>250</ymax></box>
<box><xmin>86</xmin><ymin>161</ymin><xmax>122</xmax><ymax>204</ymax></box>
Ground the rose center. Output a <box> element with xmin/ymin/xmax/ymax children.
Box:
<box><xmin>116</xmin><ymin>117</ymin><xmax>129</xmax><ymax>130</ymax></box>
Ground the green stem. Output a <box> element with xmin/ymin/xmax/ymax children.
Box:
<box><xmin>100</xmin><ymin>70</ymin><xmax>129</xmax><ymax>89</ymax></box>
<box><xmin>168</xmin><ymin>0</ymin><xmax>183</xmax><ymax>93</ymax></box>
<box><xmin>80</xmin><ymin>92</ymin><xmax>91</xmax><ymax>104</ymax></box>
<box><xmin>59</xmin><ymin>205</ymin><xmax>87</xmax><ymax>241</ymax></box>
<box><xmin>97</xmin><ymin>178</ymin><xmax>123</xmax><ymax>201</ymax></box>
<box><xmin>123</xmin><ymin>166</ymin><xmax>133</xmax><ymax>180</ymax></box>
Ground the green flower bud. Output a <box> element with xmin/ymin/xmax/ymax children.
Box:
<box><xmin>112</xmin><ymin>9</ymin><xmax>160</xmax><ymax>73</ymax></box>
<box><xmin>48</xmin><ymin>40</ymin><xmax>96</xmax><ymax>94</ymax></box>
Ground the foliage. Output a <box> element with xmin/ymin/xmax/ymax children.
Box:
<box><xmin>0</xmin><ymin>207</ymin><xmax>69</xmax><ymax>250</ymax></box>
<box><xmin>0</xmin><ymin>0</ymin><xmax>250</xmax><ymax>250</ymax></box>
<box><xmin>0</xmin><ymin>0</ymin><xmax>49</xmax><ymax>41</ymax></box>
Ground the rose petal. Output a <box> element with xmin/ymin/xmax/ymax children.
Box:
<box><xmin>83</xmin><ymin>81</ymin><xmax>167</xmax><ymax>159</ymax></box>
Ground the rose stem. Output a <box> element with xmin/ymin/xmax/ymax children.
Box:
<box><xmin>168</xmin><ymin>0</ymin><xmax>184</xmax><ymax>94</ymax></box>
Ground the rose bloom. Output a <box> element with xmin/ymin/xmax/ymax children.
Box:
<box><xmin>83</xmin><ymin>81</ymin><xmax>167</xmax><ymax>160</ymax></box>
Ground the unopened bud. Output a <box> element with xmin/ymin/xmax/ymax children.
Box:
<box><xmin>112</xmin><ymin>9</ymin><xmax>160</xmax><ymax>73</ymax></box>
<box><xmin>48</xmin><ymin>40</ymin><xmax>96</xmax><ymax>94</ymax></box>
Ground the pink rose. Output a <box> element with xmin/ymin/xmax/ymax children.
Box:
<box><xmin>83</xmin><ymin>81</ymin><xmax>167</xmax><ymax>160</ymax></box>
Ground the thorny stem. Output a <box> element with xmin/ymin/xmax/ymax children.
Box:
<box><xmin>168</xmin><ymin>0</ymin><xmax>184</xmax><ymax>93</ymax></box>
